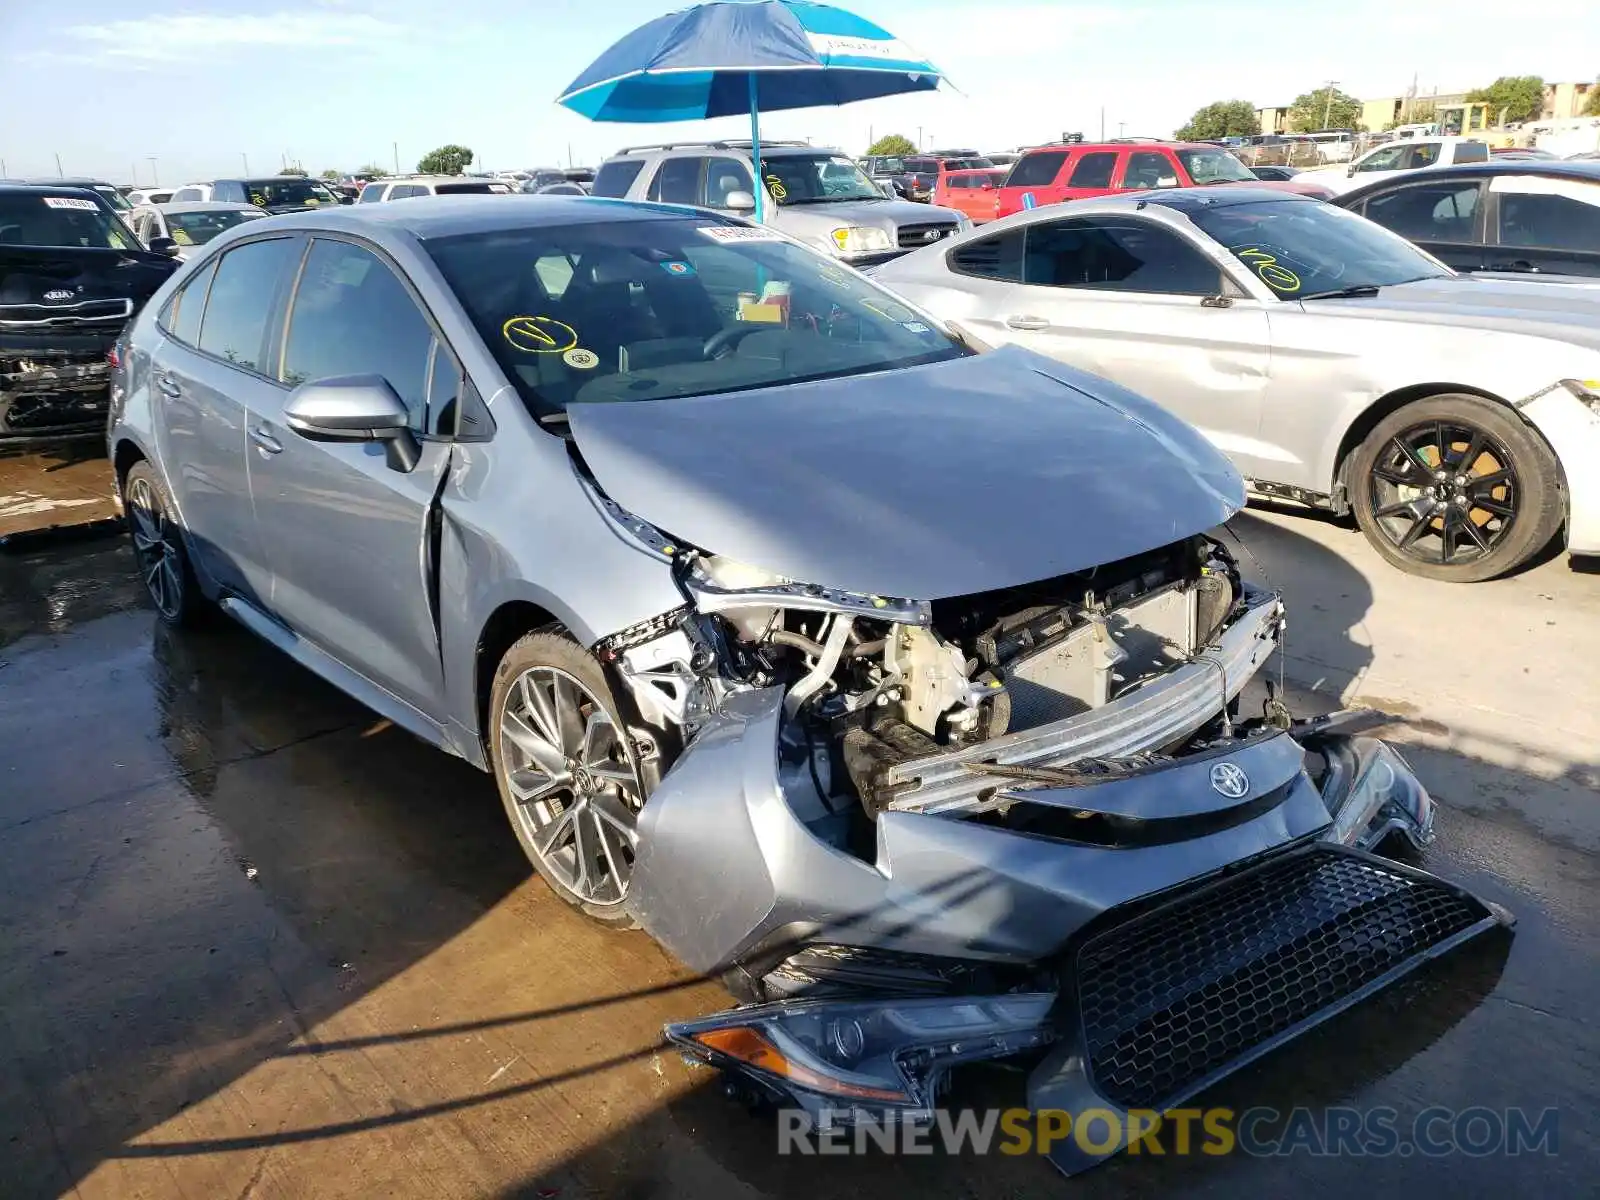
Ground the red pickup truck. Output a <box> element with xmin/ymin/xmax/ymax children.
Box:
<box><xmin>995</xmin><ymin>141</ymin><xmax>1333</xmax><ymax>219</ymax></box>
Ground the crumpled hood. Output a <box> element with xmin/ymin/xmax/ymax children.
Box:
<box><xmin>1307</xmin><ymin>274</ymin><xmax>1600</xmax><ymax>353</ymax></box>
<box><xmin>567</xmin><ymin>346</ymin><xmax>1244</xmax><ymax>600</ymax></box>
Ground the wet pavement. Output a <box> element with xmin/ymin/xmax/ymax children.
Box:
<box><xmin>0</xmin><ymin>448</ymin><xmax>119</xmax><ymax>545</ymax></box>
<box><xmin>2</xmin><ymin>520</ymin><xmax>1598</xmax><ymax>1198</ymax></box>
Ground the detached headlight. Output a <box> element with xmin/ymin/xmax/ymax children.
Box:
<box><xmin>667</xmin><ymin>992</ymin><xmax>1055</xmax><ymax>1111</ymax></box>
<box><xmin>830</xmin><ymin>226</ymin><xmax>893</xmax><ymax>255</ymax></box>
<box><xmin>1559</xmin><ymin>378</ymin><xmax>1600</xmax><ymax>415</ymax></box>
<box><xmin>1322</xmin><ymin>737</ymin><xmax>1434</xmax><ymax>850</ymax></box>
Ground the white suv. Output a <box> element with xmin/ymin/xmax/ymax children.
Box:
<box><xmin>358</xmin><ymin>175</ymin><xmax>514</xmax><ymax>202</ymax></box>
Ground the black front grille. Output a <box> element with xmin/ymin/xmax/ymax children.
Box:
<box><xmin>897</xmin><ymin>223</ymin><xmax>957</xmax><ymax>249</ymax></box>
<box><xmin>1075</xmin><ymin>848</ymin><xmax>1495</xmax><ymax>1111</ymax></box>
<box><xmin>0</xmin><ymin>298</ymin><xmax>132</xmax><ymax>329</ymax></box>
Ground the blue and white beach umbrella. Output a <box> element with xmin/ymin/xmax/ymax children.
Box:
<box><xmin>556</xmin><ymin>0</ymin><xmax>948</xmax><ymax>217</ymax></box>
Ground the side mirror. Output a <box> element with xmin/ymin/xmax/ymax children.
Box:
<box><xmin>723</xmin><ymin>189</ymin><xmax>757</xmax><ymax>212</ymax></box>
<box><xmin>339</xmin><ymin>194</ymin><xmax>355</xmax><ymax>205</ymax></box>
<box><xmin>1348</xmin><ymin>165</ymin><xmax>1358</xmax><ymax>177</ymax></box>
<box><xmin>980</xmin><ymin>180</ymin><xmax>995</xmax><ymax>190</ymax></box>
<box><xmin>148</xmin><ymin>236</ymin><xmax>180</xmax><ymax>257</ymax></box>
<box><xmin>283</xmin><ymin>375</ymin><xmax>420</xmax><ymax>471</ymax></box>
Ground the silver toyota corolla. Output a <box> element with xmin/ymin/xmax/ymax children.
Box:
<box><xmin>873</xmin><ymin>188</ymin><xmax>1600</xmax><ymax>582</ymax></box>
<box><xmin>108</xmin><ymin>196</ymin><xmax>1507</xmax><ymax>1174</ymax></box>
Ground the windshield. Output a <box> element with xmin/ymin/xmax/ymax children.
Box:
<box><xmin>165</xmin><ymin>208</ymin><xmax>265</xmax><ymax>247</ymax></box>
<box><xmin>1190</xmin><ymin>199</ymin><xmax>1451</xmax><ymax>297</ymax></box>
<box><xmin>942</xmin><ymin>157</ymin><xmax>994</xmax><ymax>171</ymax></box>
<box><xmin>0</xmin><ymin>194</ymin><xmax>140</xmax><ymax>250</ymax></box>
<box><xmin>759</xmin><ymin>155</ymin><xmax>884</xmax><ymax>205</ymax></box>
<box><xmin>1175</xmin><ymin>149</ymin><xmax>1257</xmax><ymax>183</ymax></box>
<box><xmin>427</xmin><ymin>218</ymin><xmax>963</xmax><ymax>417</ymax></box>
<box><xmin>92</xmin><ymin>185</ymin><xmax>132</xmax><ymax>212</ymax></box>
<box><xmin>243</xmin><ymin>178</ymin><xmax>340</xmax><ymax>208</ymax></box>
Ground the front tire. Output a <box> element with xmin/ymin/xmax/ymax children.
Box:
<box><xmin>124</xmin><ymin>461</ymin><xmax>206</xmax><ymax>626</ymax></box>
<box><xmin>1350</xmin><ymin>394</ymin><xmax>1563</xmax><ymax>582</ymax></box>
<box><xmin>489</xmin><ymin>632</ymin><xmax>646</xmax><ymax>928</ymax></box>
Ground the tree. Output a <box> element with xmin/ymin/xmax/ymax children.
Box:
<box><xmin>866</xmin><ymin>133</ymin><xmax>917</xmax><ymax>157</ymax></box>
<box><xmin>280</xmin><ymin>165</ymin><xmax>308</xmax><ymax>176</ymax></box>
<box><xmin>417</xmin><ymin>144</ymin><xmax>474</xmax><ymax>175</ymax></box>
<box><xmin>1466</xmin><ymin>75</ymin><xmax>1545</xmax><ymax>124</ymax></box>
<box><xmin>320</xmin><ymin>168</ymin><xmax>340</xmax><ymax>180</ymax></box>
<box><xmin>1287</xmin><ymin>85</ymin><xmax>1363</xmax><ymax>132</ymax></box>
<box><xmin>356</xmin><ymin>163</ymin><xmax>388</xmax><ymax>177</ymax></box>
<box><xmin>1582</xmin><ymin>81</ymin><xmax>1600</xmax><ymax>117</ymax></box>
<box><xmin>1174</xmin><ymin>100</ymin><xmax>1259</xmax><ymax>141</ymax></box>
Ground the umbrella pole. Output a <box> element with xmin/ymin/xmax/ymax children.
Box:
<box><xmin>748</xmin><ymin>73</ymin><xmax>763</xmax><ymax>224</ymax></box>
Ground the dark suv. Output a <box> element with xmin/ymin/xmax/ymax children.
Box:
<box><xmin>0</xmin><ymin>184</ymin><xmax>179</xmax><ymax>442</ymax></box>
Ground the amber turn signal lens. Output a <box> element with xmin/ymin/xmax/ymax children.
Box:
<box><xmin>691</xmin><ymin>1026</ymin><xmax>910</xmax><ymax>1103</ymax></box>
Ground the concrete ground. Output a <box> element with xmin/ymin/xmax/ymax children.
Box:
<box><xmin>0</xmin><ymin>472</ymin><xmax>1596</xmax><ymax>1198</ymax></box>
<box><xmin>0</xmin><ymin>447</ymin><xmax>119</xmax><ymax>545</ymax></box>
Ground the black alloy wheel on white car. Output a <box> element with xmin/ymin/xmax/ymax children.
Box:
<box><xmin>1350</xmin><ymin>394</ymin><xmax>1564</xmax><ymax>583</ymax></box>
<box><xmin>488</xmin><ymin>632</ymin><xmax>647</xmax><ymax>928</ymax></box>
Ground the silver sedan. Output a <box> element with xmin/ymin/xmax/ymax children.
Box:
<box><xmin>874</xmin><ymin>188</ymin><xmax>1600</xmax><ymax>581</ymax></box>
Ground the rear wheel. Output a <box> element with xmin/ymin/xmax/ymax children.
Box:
<box><xmin>1350</xmin><ymin>394</ymin><xmax>1563</xmax><ymax>582</ymax></box>
<box><xmin>488</xmin><ymin>632</ymin><xmax>645</xmax><ymax>928</ymax></box>
<box><xmin>124</xmin><ymin>461</ymin><xmax>206</xmax><ymax>626</ymax></box>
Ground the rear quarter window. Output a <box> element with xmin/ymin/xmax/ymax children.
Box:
<box><xmin>592</xmin><ymin>160</ymin><xmax>645</xmax><ymax>198</ymax></box>
<box><xmin>948</xmin><ymin>229</ymin><xmax>1024</xmax><ymax>281</ymax></box>
<box><xmin>1007</xmin><ymin>152</ymin><xmax>1068</xmax><ymax>188</ymax></box>
<box><xmin>1454</xmin><ymin>141</ymin><xmax>1490</xmax><ymax>164</ymax></box>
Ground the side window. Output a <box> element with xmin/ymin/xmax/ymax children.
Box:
<box><xmin>1066</xmin><ymin>152</ymin><xmax>1117</xmax><ymax>189</ymax></box>
<box><xmin>1006</xmin><ymin>151</ymin><xmax>1068</xmax><ymax>188</ymax></box>
<box><xmin>389</xmin><ymin>184</ymin><xmax>426</xmax><ymax>200</ymax></box>
<box><xmin>591</xmin><ymin>159</ymin><xmax>645</xmax><ymax>199</ymax></box>
<box><xmin>1406</xmin><ymin>144</ymin><xmax>1441</xmax><ymax>169</ymax></box>
<box><xmin>700</xmin><ymin>156</ymin><xmax>754</xmax><ymax>208</ymax></box>
<box><xmin>424</xmin><ymin>341</ymin><xmax>464</xmax><ymax>437</ymax></box>
<box><xmin>196</xmin><ymin>238</ymin><xmax>301</xmax><ymax>373</ymax></box>
<box><xmin>647</xmin><ymin>157</ymin><xmax>702</xmax><ymax>204</ymax></box>
<box><xmin>1364</xmin><ymin>183</ymin><xmax>1481</xmax><ymax>242</ymax></box>
<box><xmin>162</xmin><ymin>257</ymin><xmax>219</xmax><ymax>347</ymax></box>
<box><xmin>1355</xmin><ymin>146</ymin><xmax>1407</xmax><ymax>173</ymax></box>
<box><xmin>1023</xmin><ymin>219</ymin><xmax>1221</xmax><ymax>296</ymax></box>
<box><xmin>1454</xmin><ymin>141</ymin><xmax>1489</xmax><ymax>164</ymax></box>
<box><xmin>947</xmin><ymin>228</ymin><xmax>1025</xmax><ymax>281</ymax></box>
<box><xmin>281</xmin><ymin>238</ymin><xmax>433</xmax><ymax>429</ymax></box>
<box><xmin>358</xmin><ymin>183</ymin><xmax>387</xmax><ymax>203</ymax></box>
<box><xmin>172</xmin><ymin>188</ymin><xmax>198</xmax><ymax>203</ymax></box>
<box><xmin>1496</xmin><ymin>187</ymin><xmax>1600</xmax><ymax>251</ymax></box>
<box><xmin>1122</xmin><ymin>152</ymin><xmax>1178</xmax><ymax>189</ymax></box>
<box><xmin>215</xmin><ymin>182</ymin><xmax>246</xmax><ymax>203</ymax></box>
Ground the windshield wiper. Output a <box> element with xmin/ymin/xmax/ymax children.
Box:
<box><xmin>1298</xmin><ymin>285</ymin><xmax>1381</xmax><ymax>300</ymax></box>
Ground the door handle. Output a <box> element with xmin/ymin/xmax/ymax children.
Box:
<box><xmin>156</xmin><ymin>375</ymin><xmax>181</xmax><ymax>398</ymax></box>
<box><xmin>249</xmin><ymin>425</ymin><xmax>283</xmax><ymax>455</ymax></box>
<box><xmin>1004</xmin><ymin>314</ymin><xmax>1049</xmax><ymax>331</ymax></box>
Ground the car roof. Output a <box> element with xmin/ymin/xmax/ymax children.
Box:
<box><xmin>0</xmin><ymin>182</ymin><xmax>110</xmax><ymax>198</ymax></box>
<box><xmin>1017</xmin><ymin>141</ymin><xmax>1218</xmax><ymax>155</ymax></box>
<box><xmin>606</xmin><ymin>142</ymin><xmax>842</xmax><ymax>160</ymax></box>
<box><xmin>256</xmin><ymin>194</ymin><xmax>715</xmax><ymax>240</ymax></box>
<box><xmin>371</xmin><ymin>175</ymin><xmax>499</xmax><ymax>185</ymax></box>
<box><xmin>21</xmin><ymin>176</ymin><xmax>113</xmax><ymax>186</ymax></box>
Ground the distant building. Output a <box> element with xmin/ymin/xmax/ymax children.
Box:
<box><xmin>1259</xmin><ymin>81</ymin><xmax>1594</xmax><ymax>136</ymax></box>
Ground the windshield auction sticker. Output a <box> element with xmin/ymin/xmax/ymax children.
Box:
<box><xmin>502</xmin><ymin>315</ymin><xmax>578</xmax><ymax>354</ymax></box>
<box><xmin>1236</xmin><ymin>248</ymin><xmax>1301</xmax><ymax>293</ymax></box>
<box><xmin>43</xmin><ymin>196</ymin><xmax>99</xmax><ymax>211</ymax></box>
<box><xmin>697</xmin><ymin>225</ymin><xmax>783</xmax><ymax>243</ymax></box>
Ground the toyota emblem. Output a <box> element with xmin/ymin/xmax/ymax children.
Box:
<box><xmin>1209</xmin><ymin>761</ymin><xmax>1250</xmax><ymax>799</ymax></box>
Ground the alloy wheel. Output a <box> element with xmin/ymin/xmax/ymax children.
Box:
<box><xmin>1367</xmin><ymin>420</ymin><xmax>1519</xmax><ymax>567</ymax></box>
<box><xmin>127</xmin><ymin>476</ymin><xmax>185</xmax><ymax>620</ymax></box>
<box><xmin>499</xmin><ymin>666</ymin><xmax>642</xmax><ymax>908</ymax></box>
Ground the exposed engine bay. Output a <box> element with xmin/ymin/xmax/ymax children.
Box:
<box><xmin>596</xmin><ymin>509</ymin><xmax>1273</xmax><ymax>837</ymax></box>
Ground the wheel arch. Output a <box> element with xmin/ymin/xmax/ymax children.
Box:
<box><xmin>1331</xmin><ymin>381</ymin><xmax>1569</xmax><ymax>511</ymax></box>
<box><xmin>111</xmin><ymin>437</ymin><xmax>148</xmax><ymax>493</ymax></box>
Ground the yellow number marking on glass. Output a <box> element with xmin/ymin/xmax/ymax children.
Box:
<box><xmin>1237</xmin><ymin>247</ymin><xmax>1302</xmax><ymax>293</ymax></box>
<box><xmin>765</xmin><ymin>176</ymin><xmax>788</xmax><ymax>201</ymax></box>
<box><xmin>502</xmin><ymin>315</ymin><xmax>579</xmax><ymax>354</ymax></box>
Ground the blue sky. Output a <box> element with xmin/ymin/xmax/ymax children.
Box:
<box><xmin>2</xmin><ymin>0</ymin><xmax>1595</xmax><ymax>185</ymax></box>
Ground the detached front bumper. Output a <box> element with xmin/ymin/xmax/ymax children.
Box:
<box><xmin>666</xmin><ymin>738</ymin><xmax>1508</xmax><ymax>1174</ymax></box>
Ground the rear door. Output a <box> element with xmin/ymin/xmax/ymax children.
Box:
<box><xmin>996</xmin><ymin>150</ymin><xmax>1069</xmax><ymax>216</ymax></box>
<box><xmin>248</xmin><ymin>234</ymin><xmax>456</xmax><ymax>718</ymax></box>
<box><xmin>151</xmin><ymin>234</ymin><xmax>303</xmax><ymax>603</ymax></box>
<box><xmin>968</xmin><ymin>215</ymin><xmax>1272</xmax><ymax>467</ymax></box>
<box><xmin>1114</xmin><ymin>150</ymin><xmax>1179</xmax><ymax>192</ymax></box>
<box><xmin>1354</xmin><ymin>178</ymin><xmax>1488</xmax><ymax>272</ymax></box>
<box><xmin>1483</xmin><ymin>173</ymin><xmax>1600</xmax><ymax>278</ymax></box>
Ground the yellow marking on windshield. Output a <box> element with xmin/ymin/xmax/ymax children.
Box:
<box><xmin>1237</xmin><ymin>247</ymin><xmax>1302</xmax><ymax>293</ymax></box>
<box><xmin>502</xmin><ymin>315</ymin><xmax>579</xmax><ymax>354</ymax></box>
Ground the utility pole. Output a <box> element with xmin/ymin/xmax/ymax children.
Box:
<box><xmin>393</xmin><ymin>141</ymin><xmax>400</xmax><ymax>174</ymax></box>
<box><xmin>1322</xmin><ymin>79</ymin><xmax>1338</xmax><ymax>130</ymax></box>
<box><xmin>1117</xmin><ymin>121</ymin><xmax>1126</xmax><ymax>138</ymax></box>
<box><xmin>1100</xmin><ymin>107</ymin><xmax>1105</xmax><ymax>140</ymax></box>
<box><xmin>147</xmin><ymin>156</ymin><xmax>158</xmax><ymax>185</ymax></box>
<box><xmin>916</xmin><ymin>126</ymin><xmax>922</xmax><ymax>149</ymax></box>
<box><xmin>55</xmin><ymin>153</ymin><xmax>63</xmax><ymax>178</ymax></box>
<box><xmin>241</xmin><ymin>152</ymin><xmax>249</xmax><ymax>173</ymax></box>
